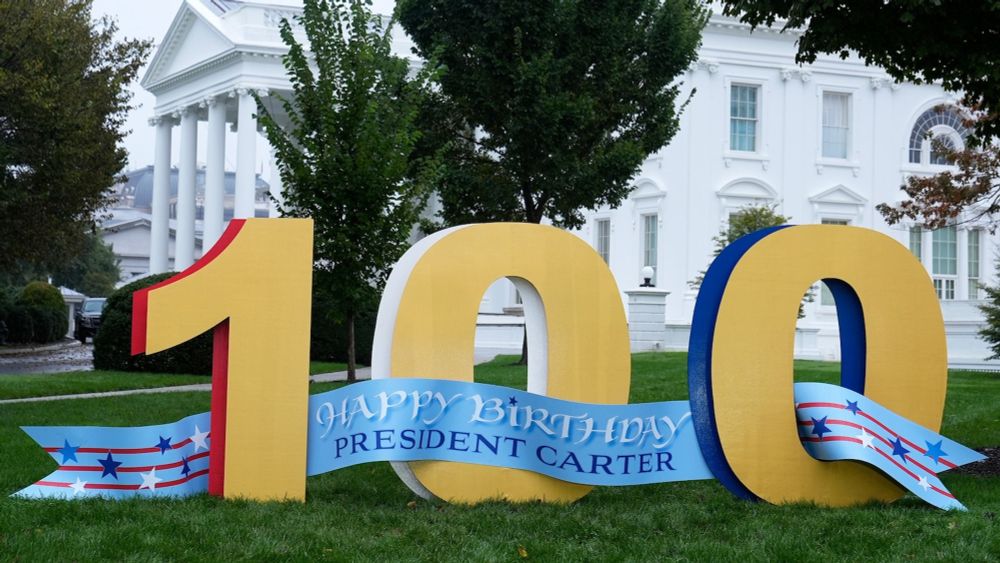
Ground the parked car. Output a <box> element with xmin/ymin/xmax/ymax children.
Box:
<box><xmin>74</xmin><ymin>298</ymin><xmax>107</xmax><ymax>343</ymax></box>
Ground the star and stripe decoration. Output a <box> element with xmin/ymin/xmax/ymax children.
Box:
<box><xmin>12</xmin><ymin>380</ymin><xmax>985</xmax><ymax>509</ymax></box>
<box><xmin>795</xmin><ymin>382</ymin><xmax>983</xmax><ymax>510</ymax></box>
<box><xmin>15</xmin><ymin>412</ymin><xmax>211</xmax><ymax>499</ymax></box>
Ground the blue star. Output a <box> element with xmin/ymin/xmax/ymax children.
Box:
<box><xmin>845</xmin><ymin>400</ymin><xmax>860</xmax><ymax>415</ymax></box>
<box><xmin>57</xmin><ymin>439</ymin><xmax>79</xmax><ymax>464</ymax></box>
<box><xmin>924</xmin><ymin>440</ymin><xmax>949</xmax><ymax>464</ymax></box>
<box><xmin>156</xmin><ymin>436</ymin><xmax>172</xmax><ymax>455</ymax></box>
<box><xmin>180</xmin><ymin>457</ymin><xmax>191</xmax><ymax>477</ymax></box>
<box><xmin>98</xmin><ymin>452</ymin><xmax>123</xmax><ymax>480</ymax></box>
<box><xmin>891</xmin><ymin>437</ymin><xmax>911</xmax><ymax>464</ymax></box>
<box><xmin>811</xmin><ymin>417</ymin><xmax>832</xmax><ymax>440</ymax></box>
<box><xmin>508</xmin><ymin>396</ymin><xmax>518</xmax><ymax>407</ymax></box>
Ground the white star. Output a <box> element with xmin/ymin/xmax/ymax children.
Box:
<box><xmin>918</xmin><ymin>476</ymin><xmax>931</xmax><ymax>491</ymax></box>
<box><xmin>856</xmin><ymin>428</ymin><xmax>876</xmax><ymax>449</ymax></box>
<box><xmin>190</xmin><ymin>425</ymin><xmax>210</xmax><ymax>452</ymax></box>
<box><xmin>139</xmin><ymin>468</ymin><xmax>163</xmax><ymax>491</ymax></box>
<box><xmin>69</xmin><ymin>478</ymin><xmax>87</xmax><ymax>496</ymax></box>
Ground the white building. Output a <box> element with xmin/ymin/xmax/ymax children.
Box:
<box><xmin>101</xmin><ymin>166</ymin><xmax>270</xmax><ymax>279</ymax></box>
<box><xmin>144</xmin><ymin>0</ymin><xmax>999</xmax><ymax>368</ymax></box>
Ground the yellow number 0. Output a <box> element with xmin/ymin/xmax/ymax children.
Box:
<box><xmin>372</xmin><ymin>224</ymin><xmax>631</xmax><ymax>504</ymax></box>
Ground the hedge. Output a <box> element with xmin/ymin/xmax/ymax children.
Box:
<box><xmin>93</xmin><ymin>273</ymin><xmax>213</xmax><ymax>375</ymax></box>
<box><xmin>0</xmin><ymin>282</ymin><xmax>67</xmax><ymax>345</ymax></box>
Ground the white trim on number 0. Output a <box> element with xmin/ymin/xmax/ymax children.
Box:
<box><xmin>371</xmin><ymin>225</ymin><xmax>552</xmax><ymax>500</ymax></box>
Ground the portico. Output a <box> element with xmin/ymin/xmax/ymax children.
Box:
<box><xmin>141</xmin><ymin>0</ymin><xmax>300</xmax><ymax>273</ymax></box>
<box><xmin>146</xmin><ymin>89</ymin><xmax>263</xmax><ymax>272</ymax></box>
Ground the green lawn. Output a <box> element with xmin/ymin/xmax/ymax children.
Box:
<box><xmin>0</xmin><ymin>362</ymin><xmax>349</xmax><ymax>401</ymax></box>
<box><xmin>1</xmin><ymin>352</ymin><xmax>999</xmax><ymax>560</ymax></box>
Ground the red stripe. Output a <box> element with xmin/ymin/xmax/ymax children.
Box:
<box><xmin>804</xmin><ymin>435</ymin><xmax>954</xmax><ymax>499</ymax></box>
<box><xmin>931</xmin><ymin>485</ymin><xmax>956</xmax><ymax>499</ymax></box>
<box><xmin>799</xmin><ymin>409</ymin><xmax>957</xmax><ymax>470</ymax></box>
<box><xmin>43</xmin><ymin>438</ymin><xmax>196</xmax><ymax>456</ymax></box>
<box><xmin>873</xmin><ymin>446</ymin><xmax>921</xmax><ymax>481</ymax></box>
<box><xmin>801</xmin><ymin>436</ymin><xmax>862</xmax><ymax>445</ymax></box>
<box><xmin>131</xmin><ymin>219</ymin><xmax>245</xmax><ymax>356</ymax></box>
<box><xmin>36</xmin><ymin>469</ymin><xmax>210</xmax><ymax>491</ymax></box>
<box><xmin>802</xmin><ymin>420</ymin><xmax>939</xmax><ymax>472</ymax></box>
<box><xmin>797</xmin><ymin>402</ymin><xmax>846</xmax><ymax>409</ymax></box>
<box><xmin>36</xmin><ymin>481</ymin><xmax>69</xmax><ymax>488</ymax></box>
<box><xmin>57</xmin><ymin>451</ymin><xmax>210</xmax><ymax>473</ymax></box>
<box><xmin>158</xmin><ymin>469</ymin><xmax>211</xmax><ymax>489</ymax></box>
<box><xmin>209</xmin><ymin>319</ymin><xmax>229</xmax><ymax>498</ymax></box>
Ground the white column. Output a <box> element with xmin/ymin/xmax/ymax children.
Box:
<box><xmin>175</xmin><ymin>108</ymin><xmax>199</xmax><ymax>271</ymax></box>
<box><xmin>204</xmin><ymin>96</ymin><xmax>227</xmax><ymax>248</ymax></box>
<box><xmin>234</xmin><ymin>88</ymin><xmax>258</xmax><ymax>219</ymax></box>
<box><xmin>958</xmin><ymin>228</ymin><xmax>969</xmax><ymax>300</ymax></box>
<box><xmin>149</xmin><ymin>117</ymin><xmax>174</xmax><ymax>274</ymax></box>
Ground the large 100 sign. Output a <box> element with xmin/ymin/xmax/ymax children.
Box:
<box><xmin>14</xmin><ymin>220</ymin><xmax>986</xmax><ymax>511</ymax></box>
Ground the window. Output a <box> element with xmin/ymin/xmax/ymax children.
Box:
<box><xmin>909</xmin><ymin>227</ymin><xmax>923</xmax><ymax>260</ymax></box>
<box><xmin>595</xmin><ymin>219</ymin><xmax>611</xmax><ymax>264</ymax></box>
<box><xmin>730</xmin><ymin>84</ymin><xmax>759</xmax><ymax>152</ymax></box>
<box><xmin>969</xmin><ymin>229</ymin><xmax>981</xmax><ymax>299</ymax></box>
<box><xmin>932</xmin><ymin>226</ymin><xmax>957</xmax><ymax>300</ymax></box>
<box><xmin>820</xmin><ymin>219</ymin><xmax>850</xmax><ymax>305</ymax></box>
<box><xmin>642</xmin><ymin>214</ymin><xmax>658</xmax><ymax>284</ymax></box>
<box><xmin>821</xmin><ymin>92</ymin><xmax>850</xmax><ymax>159</ymax></box>
<box><xmin>908</xmin><ymin>106</ymin><xmax>969</xmax><ymax>165</ymax></box>
<box><xmin>930</xmin><ymin>134</ymin><xmax>957</xmax><ymax>166</ymax></box>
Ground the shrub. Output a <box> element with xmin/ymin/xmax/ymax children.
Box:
<box><xmin>1</xmin><ymin>282</ymin><xmax>68</xmax><ymax>344</ymax></box>
<box><xmin>19</xmin><ymin>281</ymin><xmax>65</xmax><ymax>312</ymax></box>
<box><xmin>93</xmin><ymin>273</ymin><xmax>213</xmax><ymax>375</ymax></box>
<box><xmin>5</xmin><ymin>306</ymin><xmax>34</xmax><ymax>344</ymax></box>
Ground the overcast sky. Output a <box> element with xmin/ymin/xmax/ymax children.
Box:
<box><xmin>90</xmin><ymin>0</ymin><xmax>399</xmax><ymax>175</ymax></box>
<box><xmin>92</xmin><ymin>0</ymin><xmax>186</xmax><ymax>170</ymax></box>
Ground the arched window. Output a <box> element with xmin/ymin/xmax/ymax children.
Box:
<box><xmin>908</xmin><ymin>106</ymin><xmax>969</xmax><ymax>165</ymax></box>
<box><xmin>929</xmin><ymin>134</ymin><xmax>957</xmax><ymax>166</ymax></box>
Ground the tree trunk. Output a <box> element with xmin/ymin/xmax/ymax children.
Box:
<box><xmin>347</xmin><ymin>310</ymin><xmax>357</xmax><ymax>383</ymax></box>
<box><xmin>516</xmin><ymin>330</ymin><xmax>528</xmax><ymax>366</ymax></box>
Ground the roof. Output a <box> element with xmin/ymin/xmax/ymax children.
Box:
<box><xmin>113</xmin><ymin>166</ymin><xmax>269</xmax><ymax>211</ymax></box>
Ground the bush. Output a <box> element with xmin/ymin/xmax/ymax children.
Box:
<box><xmin>27</xmin><ymin>307</ymin><xmax>66</xmax><ymax>343</ymax></box>
<box><xmin>19</xmin><ymin>281</ymin><xmax>65</xmax><ymax>311</ymax></box>
<box><xmin>5</xmin><ymin>306</ymin><xmax>34</xmax><ymax>344</ymax></box>
<box><xmin>93</xmin><ymin>273</ymin><xmax>213</xmax><ymax>375</ymax></box>
<box><xmin>0</xmin><ymin>282</ymin><xmax>68</xmax><ymax>344</ymax></box>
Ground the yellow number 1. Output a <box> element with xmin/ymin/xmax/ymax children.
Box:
<box><xmin>131</xmin><ymin>219</ymin><xmax>314</xmax><ymax>501</ymax></box>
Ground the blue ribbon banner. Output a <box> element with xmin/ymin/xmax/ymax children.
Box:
<box><xmin>14</xmin><ymin>380</ymin><xmax>984</xmax><ymax>510</ymax></box>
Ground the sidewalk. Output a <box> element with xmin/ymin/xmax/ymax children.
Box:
<box><xmin>0</xmin><ymin>367</ymin><xmax>372</xmax><ymax>405</ymax></box>
<box><xmin>0</xmin><ymin>348</ymin><xmax>517</xmax><ymax>405</ymax></box>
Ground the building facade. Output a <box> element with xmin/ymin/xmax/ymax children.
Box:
<box><xmin>144</xmin><ymin>0</ymin><xmax>999</xmax><ymax>367</ymax></box>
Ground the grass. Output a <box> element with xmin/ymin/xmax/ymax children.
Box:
<box><xmin>0</xmin><ymin>371</ymin><xmax>207</xmax><ymax>401</ymax></box>
<box><xmin>0</xmin><ymin>362</ymin><xmax>349</xmax><ymax>401</ymax></box>
<box><xmin>309</xmin><ymin>361</ymin><xmax>351</xmax><ymax>376</ymax></box>
<box><xmin>1</xmin><ymin>352</ymin><xmax>999</xmax><ymax>560</ymax></box>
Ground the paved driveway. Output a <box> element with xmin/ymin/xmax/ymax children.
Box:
<box><xmin>0</xmin><ymin>342</ymin><xmax>93</xmax><ymax>375</ymax></box>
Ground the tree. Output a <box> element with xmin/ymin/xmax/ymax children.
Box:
<box><xmin>399</xmin><ymin>0</ymin><xmax>707</xmax><ymax>364</ymax></box>
<box><xmin>719</xmin><ymin>1</ymin><xmax>1000</xmax><ymax>137</ymax></box>
<box><xmin>51</xmin><ymin>233</ymin><xmax>121</xmax><ymax>297</ymax></box>
<box><xmin>689</xmin><ymin>204</ymin><xmax>812</xmax><ymax>318</ymax></box>
<box><xmin>978</xmin><ymin>255</ymin><xmax>1000</xmax><ymax>361</ymax></box>
<box><xmin>258</xmin><ymin>0</ymin><xmax>436</xmax><ymax>381</ymax></box>
<box><xmin>875</xmin><ymin>108</ymin><xmax>1000</xmax><ymax>231</ymax></box>
<box><xmin>0</xmin><ymin>0</ymin><xmax>149</xmax><ymax>274</ymax></box>
<box><xmin>398</xmin><ymin>0</ymin><xmax>708</xmax><ymax>229</ymax></box>
<box><xmin>717</xmin><ymin>1</ymin><xmax>1000</xmax><ymax>229</ymax></box>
